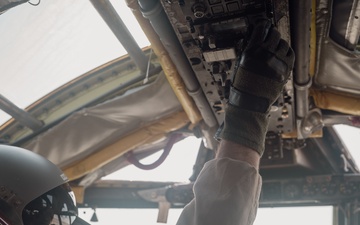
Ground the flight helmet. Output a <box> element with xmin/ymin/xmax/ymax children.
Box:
<box><xmin>0</xmin><ymin>145</ymin><xmax>89</xmax><ymax>225</ymax></box>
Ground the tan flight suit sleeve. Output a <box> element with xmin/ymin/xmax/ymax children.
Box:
<box><xmin>176</xmin><ymin>157</ymin><xmax>262</xmax><ymax>225</ymax></box>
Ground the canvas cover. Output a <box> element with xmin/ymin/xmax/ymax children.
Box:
<box><xmin>24</xmin><ymin>72</ymin><xmax>183</xmax><ymax>168</ymax></box>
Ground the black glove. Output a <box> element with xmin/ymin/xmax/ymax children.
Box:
<box><xmin>218</xmin><ymin>19</ymin><xmax>295</xmax><ymax>156</ymax></box>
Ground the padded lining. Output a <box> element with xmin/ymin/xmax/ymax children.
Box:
<box><xmin>330</xmin><ymin>0</ymin><xmax>360</xmax><ymax>50</ymax></box>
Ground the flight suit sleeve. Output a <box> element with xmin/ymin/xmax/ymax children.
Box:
<box><xmin>176</xmin><ymin>157</ymin><xmax>262</xmax><ymax>225</ymax></box>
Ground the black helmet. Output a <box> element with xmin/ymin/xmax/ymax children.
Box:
<box><xmin>0</xmin><ymin>145</ymin><xmax>89</xmax><ymax>225</ymax></box>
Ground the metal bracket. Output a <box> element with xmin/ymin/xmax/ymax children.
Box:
<box><xmin>137</xmin><ymin>187</ymin><xmax>171</xmax><ymax>223</ymax></box>
<box><xmin>297</xmin><ymin>108</ymin><xmax>324</xmax><ymax>139</ymax></box>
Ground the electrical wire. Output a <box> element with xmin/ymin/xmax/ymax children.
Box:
<box><xmin>143</xmin><ymin>48</ymin><xmax>153</xmax><ymax>84</ymax></box>
<box><xmin>28</xmin><ymin>0</ymin><xmax>41</xmax><ymax>6</ymax></box>
<box><xmin>125</xmin><ymin>133</ymin><xmax>183</xmax><ymax>170</ymax></box>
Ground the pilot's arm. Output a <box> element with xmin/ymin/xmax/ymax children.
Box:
<box><xmin>176</xmin><ymin>20</ymin><xmax>295</xmax><ymax>225</ymax></box>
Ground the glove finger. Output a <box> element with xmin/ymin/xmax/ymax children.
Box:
<box><xmin>263</xmin><ymin>27</ymin><xmax>281</xmax><ymax>52</ymax></box>
<box><xmin>245</xmin><ymin>19</ymin><xmax>271</xmax><ymax>50</ymax></box>
<box><xmin>276</xmin><ymin>39</ymin><xmax>290</xmax><ymax>56</ymax></box>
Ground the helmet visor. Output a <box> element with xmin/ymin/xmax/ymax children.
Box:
<box><xmin>50</xmin><ymin>213</ymin><xmax>75</xmax><ymax>225</ymax></box>
<box><xmin>23</xmin><ymin>184</ymin><xmax>90</xmax><ymax>225</ymax></box>
<box><xmin>48</xmin><ymin>184</ymin><xmax>90</xmax><ymax>225</ymax></box>
<box><xmin>50</xmin><ymin>214</ymin><xmax>89</xmax><ymax>225</ymax></box>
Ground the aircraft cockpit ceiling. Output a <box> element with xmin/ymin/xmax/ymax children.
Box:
<box><xmin>1</xmin><ymin>0</ymin><xmax>360</xmax><ymax>222</ymax></box>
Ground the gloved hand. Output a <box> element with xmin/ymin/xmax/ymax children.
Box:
<box><xmin>218</xmin><ymin>19</ymin><xmax>295</xmax><ymax>156</ymax></box>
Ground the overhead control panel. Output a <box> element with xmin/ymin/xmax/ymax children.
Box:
<box><xmin>183</xmin><ymin>0</ymin><xmax>271</xmax><ymax>56</ymax></box>
<box><xmin>161</xmin><ymin>0</ymin><xmax>295</xmax><ymax>134</ymax></box>
<box><xmin>261</xmin><ymin>174</ymin><xmax>360</xmax><ymax>206</ymax></box>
